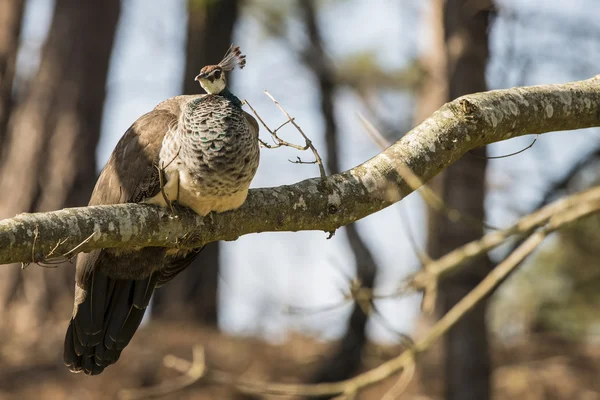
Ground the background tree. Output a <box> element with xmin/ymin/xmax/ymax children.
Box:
<box><xmin>0</xmin><ymin>0</ymin><xmax>120</xmax><ymax>339</ymax></box>
<box><xmin>419</xmin><ymin>0</ymin><xmax>494</xmax><ymax>399</ymax></box>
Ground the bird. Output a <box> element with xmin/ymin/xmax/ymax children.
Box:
<box><xmin>63</xmin><ymin>45</ymin><xmax>260</xmax><ymax>375</ymax></box>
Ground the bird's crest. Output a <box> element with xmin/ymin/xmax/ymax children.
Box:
<box><xmin>218</xmin><ymin>45</ymin><xmax>246</xmax><ymax>71</ymax></box>
<box><xmin>195</xmin><ymin>45</ymin><xmax>246</xmax><ymax>95</ymax></box>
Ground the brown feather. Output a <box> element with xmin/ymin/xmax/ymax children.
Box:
<box><xmin>65</xmin><ymin>88</ymin><xmax>256</xmax><ymax>374</ymax></box>
<box><xmin>65</xmin><ymin>96</ymin><xmax>207</xmax><ymax>375</ymax></box>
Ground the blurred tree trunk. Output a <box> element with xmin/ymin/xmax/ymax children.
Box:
<box><xmin>420</xmin><ymin>1</ymin><xmax>494</xmax><ymax>399</ymax></box>
<box><xmin>413</xmin><ymin>1</ymin><xmax>448</xmax><ymax>395</ymax></box>
<box><xmin>152</xmin><ymin>0</ymin><xmax>241</xmax><ymax>325</ymax></box>
<box><xmin>297</xmin><ymin>1</ymin><xmax>377</xmax><ymax>394</ymax></box>
<box><xmin>0</xmin><ymin>0</ymin><xmax>25</xmax><ymax>146</ymax></box>
<box><xmin>0</xmin><ymin>0</ymin><xmax>120</xmax><ymax>338</ymax></box>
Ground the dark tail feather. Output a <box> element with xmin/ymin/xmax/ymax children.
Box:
<box><xmin>64</xmin><ymin>271</ymin><xmax>157</xmax><ymax>375</ymax></box>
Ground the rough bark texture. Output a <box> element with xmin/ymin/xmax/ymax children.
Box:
<box><xmin>427</xmin><ymin>1</ymin><xmax>494</xmax><ymax>399</ymax></box>
<box><xmin>151</xmin><ymin>0</ymin><xmax>240</xmax><ymax>325</ymax></box>
<box><xmin>0</xmin><ymin>76</ymin><xmax>599</xmax><ymax>265</ymax></box>
<box><xmin>298</xmin><ymin>0</ymin><xmax>377</xmax><ymax>393</ymax></box>
<box><xmin>0</xmin><ymin>0</ymin><xmax>24</xmax><ymax>146</ymax></box>
<box><xmin>0</xmin><ymin>0</ymin><xmax>120</xmax><ymax>336</ymax></box>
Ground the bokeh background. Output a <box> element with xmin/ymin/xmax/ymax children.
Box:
<box><xmin>0</xmin><ymin>0</ymin><xmax>599</xmax><ymax>399</ymax></box>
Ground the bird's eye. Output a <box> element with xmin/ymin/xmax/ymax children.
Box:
<box><xmin>213</xmin><ymin>70</ymin><xmax>221</xmax><ymax>79</ymax></box>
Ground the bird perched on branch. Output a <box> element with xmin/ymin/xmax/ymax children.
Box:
<box><xmin>64</xmin><ymin>45</ymin><xmax>260</xmax><ymax>375</ymax></box>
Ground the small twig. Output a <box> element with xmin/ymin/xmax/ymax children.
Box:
<box><xmin>45</xmin><ymin>238</ymin><xmax>69</xmax><ymax>259</ymax></box>
<box><xmin>380</xmin><ymin>353</ymin><xmax>416</xmax><ymax>400</ymax></box>
<box><xmin>264</xmin><ymin>91</ymin><xmax>327</xmax><ymax>178</ymax></box>
<box><xmin>284</xmin><ymin>300</ymin><xmax>351</xmax><ymax>316</ymax></box>
<box><xmin>61</xmin><ymin>231</ymin><xmax>97</xmax><ymax>259</ymax></box>
<box><xmin>24</xmin><ymin>227</ymin><xmax>93</xmax><ymax>268</ymax></box>
<box><xmin>118</xmin><ymin>345</ymin><xmax>206</xmax><ymax>400</ymax></box>
<box><xmin>35</xmin><ymin>231</ymin><xmax>98</xmax><ymax>267</ymax></box>
<box><xmin>34</xmin><ymin>238</ymin><xmax>70</xmax><ymax>267</ymax></box>
<box><xmin>396</xmin><ymin>202</ymin><xmax>432</xmax><ymax>267</ymax></box>
<box><xmin>420</xmin><ymin>280</ymin><xmax>438</xmax><ymax>315</ymax></box>
<box><xmin>244</xmin><ymin>99</ymin><xmax>306</xmax><ymax>150</ymax></box>
<box><xmin>289</xmin><ymin>156</ymin><xmax>318</xmax><ymax>165</ymax></box>
<box><xmin>245</xmin><ymin>96</ymin><xmax>327</xmax><ymax>179</ymax></box>
<box><xmin>470</xmin><ymin>134</ymin><xmax>539</xmax><ymax>159</ymax></box>
<box><xmin>274</xmin><ymin>118</ymin><xmax>293</xmax><ymax>133</ymax></box>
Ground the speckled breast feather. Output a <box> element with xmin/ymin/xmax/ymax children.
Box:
<box><xmin>160</xmin><ymin>93</ymin><xmax>259</xmax><ymax>198</ymax></box>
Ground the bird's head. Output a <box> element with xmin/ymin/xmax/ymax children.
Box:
<box><xmin>195</xmin><ymin>45</ymin><xmax>246</xmax><ymax>94</ymax></box>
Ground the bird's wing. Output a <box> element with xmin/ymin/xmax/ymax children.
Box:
<box><xmin>89</xmin><ymin>108</ymin><xmax>178</xmax><ymax>206</ymax></box>
<box><xmin>74</xmin><ymin>102</ymin><xmax>183</xmax><ymax>288</ymax></box>
<box><xmin>243</xmin><ymin>110</ymin><xmax>259</xmax><ymax>139</ymax></box>
<box><xmin>65</xmin><ymin>97</ymin><xmax>206</xmax><ymax>375</ymax></box>
<box><xmin>156</xmin><ymin>247</ymin><xmax>206</xmax><ymax>287</ymax></box>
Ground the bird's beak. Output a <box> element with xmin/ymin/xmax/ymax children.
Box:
<box><xmin>195</xmin><ymin>73</ymin><xmax>207</xmax><ymax>81</ymax></box>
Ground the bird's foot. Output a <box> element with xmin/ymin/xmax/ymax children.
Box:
<box><xmin>168</xmin><ymin>200</ymin><xmax>178</xmax><ymax>217</ymax></box>
<box><xmin>154</xmin><ymin>164</ymin><xmax>178</xmax><ymax>217</ymax></box>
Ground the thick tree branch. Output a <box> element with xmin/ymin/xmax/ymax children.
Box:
<box><xmin>1</xmin><ymin>76</ymin><xmax>600</xmax><ymax>264</ymax></box>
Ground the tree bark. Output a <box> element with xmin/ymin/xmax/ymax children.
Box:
<box><xmin>0</xmin><ymin>0</ymin><xmax>120</xmax><ymax>337</ymax></box>
<box><xmin>151</xmin><ymin>0</ymin><xmax>241</xmax><ymax>325</ymax></box>
<box><xmin>0</xmin><ymin>0</ymin><xmax>25</xmax><ymax>146</ymax></box>
<box><xmin>424</xmin><ymin>1</ymin><xmax>494</xmax><ymax>399</ymax></box>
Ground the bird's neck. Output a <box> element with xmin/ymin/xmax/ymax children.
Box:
<box><xmin>218</xmin><ymin>87</ymin><xmax>242</xmax><ymax>108</ymax></box>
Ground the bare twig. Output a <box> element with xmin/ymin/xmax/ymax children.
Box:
<box><xmin>470</xmin><ymin>134</ymin><xmax>539</xmax><ymax>159</ymax></box>
<box><xmin>244</xmin><ymin>95</ymin><xmax>327</xmax><ymax>178</ymax></box>
<box><xmin>45</xmin><ymin>237</ymin><xmax>69</xmax><ymax>259</ymax></box>
<box><xmin>37</xmin><ymin>231</ymin><xmax>97</xmax><ymax>266</ymax></box>
<box><xmin>244</xmin><ymin>99</ymin><xmax>304</xmax><ymax>150</ymax></box>
<box><xmin>264</xmin><ymin>90</ymin><xmax>327</xmax><ymax>178</ymax></box>
<box><xmin>381</xmin><ymin>353</ymin><xmax>416</xmax><ymax>400</ymax></box>
<box><xmin>289</xmin><ymin>156</ymin><xmax>319</xmax><ymax>165</ymax></box>
<box><xmin>118</xmin><ymin>345</ymin><xmax>206</xmax><ymax>400</ymax></box>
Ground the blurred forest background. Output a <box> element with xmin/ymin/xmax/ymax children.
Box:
<box><xmin>0</xmin><ymin>0</ymin><xmax>600</xmax><ymax>399</ymax></box>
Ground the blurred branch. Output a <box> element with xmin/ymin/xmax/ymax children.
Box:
<box><xmin>119</xmin><ymin>182</ymin><xmax>600</xmax><ymax>398</ymax></box>
<box><xmin>118</xmin><ymin>345</ymin><xmax>206</xmax><ymax>400</ymax></box>
<box><xmin>380</xmin><ymin>354</ymin><xmax>416</xmax><ymax>400</ymax></box>
<box><xmin>406</xmin><ymin>185</ymin><xmax>600</xmax><ymax>308</ymax></box>
<box><xmin>1</xmin><ymin>77</ymin><xmax>600</xmax><ymax>263</ymax></box>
